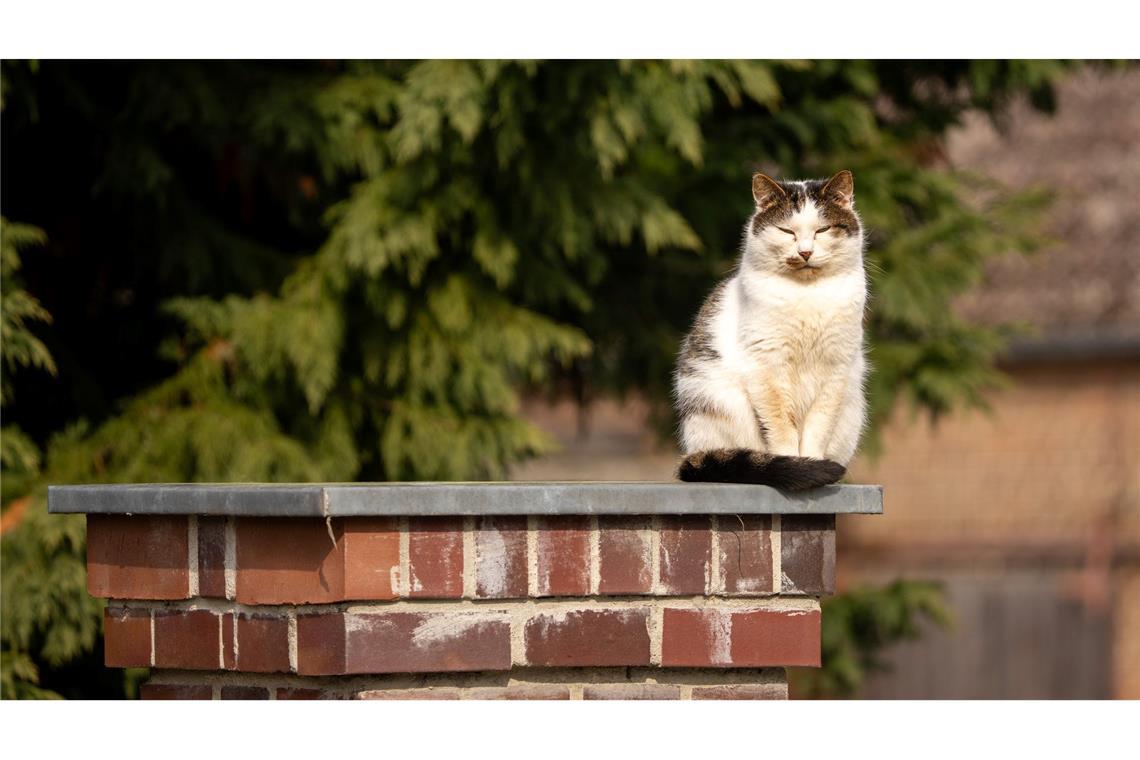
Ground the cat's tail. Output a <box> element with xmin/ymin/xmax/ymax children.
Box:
<box><xmin>676</xmin><ymin>448</ymin><xmax>845</xmax><ymax>491</ymax></box>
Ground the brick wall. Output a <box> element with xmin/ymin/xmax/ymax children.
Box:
<box><xmin>79</xmin><ymin>502</ymin><xmax>847</xmax><ymax>700</ymax></box>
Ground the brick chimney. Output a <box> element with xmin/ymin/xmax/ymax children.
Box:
<box><xmin>49</xmin><ymin>482</ymin><xmax>881</xmax><ymax>700</ymax></box>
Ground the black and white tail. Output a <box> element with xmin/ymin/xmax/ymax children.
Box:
<box><xmin>677</xmin><ymin>448</ymin><xmax>845</xmax><ymax>491</ymax></box>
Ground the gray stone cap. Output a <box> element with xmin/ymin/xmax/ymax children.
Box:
<box><xmin>47</xmin><ymin>481</ymin><xmax>882</xmax><ymax>517</ymax></box>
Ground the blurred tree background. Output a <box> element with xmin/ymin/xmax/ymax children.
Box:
<box><xmin>1</xmin><ymin>60</ymin><xmax>1077</xmax><ymax>698</ymax></box>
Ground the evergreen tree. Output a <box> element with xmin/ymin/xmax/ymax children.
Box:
<box><xmin>1</xmin><ymin>60</ymin><xmax>1086</xmax><ymax>697</ymax></box>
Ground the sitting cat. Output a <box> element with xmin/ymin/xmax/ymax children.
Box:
<box><xmin>673</xmin><ymin>170</ymin><xmax>867</xmax><ymax>490</ymax></box>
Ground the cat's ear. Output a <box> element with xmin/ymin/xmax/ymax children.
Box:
<box><xmin>822</xmin><ymin>170</ymin><xmax>854</xmax><ymax>208</ymax></box>
<box><xmin>752</xmin><ymin>173</ymin><xmax>786</xmax><ymax>211</ymax></box>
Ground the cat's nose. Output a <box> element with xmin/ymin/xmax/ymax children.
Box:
<box><xmin>798</xmin><ymin>249</ymin><xmax>813</xmax><ymax>261</ymax></box>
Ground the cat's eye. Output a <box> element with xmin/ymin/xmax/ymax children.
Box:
<box><xmin>776</xmin><ymin>227</ymin><xmax>795</xmax><ymax>236</ymax></box>
<box><xmin>816</xmin><ymin>226</ymin><xmax>832</xmax><ymax>234</ymax></box>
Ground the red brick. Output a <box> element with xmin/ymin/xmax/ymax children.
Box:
<box><xmin>536</xmin><ymin>516</ymin><xmax>590</xmax><ymax>596</ymax></box>
<box><xmin>153</xmin><ymin>610</ymin><xmax>221</xmax><ymax>670</ymax></box>
<box><xmin>524</xmin><ymin>608</ymin><xmax>650</xmax><ymax>667</ymax></box>
<box><xmin>296</xmin><ymin>613</ymin><xmax>346</xmax><ymax>676</ymax></box>
<box><xmin>222</xmin><ymin>612</ymin><xmax>236</xmax><ymax>670</ymax></box>
<box><xmin>139</xmin><ymin>683</ymin><xmax>212</xmax><ymax>700</ymax></box>
<box><xmin>780</xmin><ymin>515</ymin><xmax>836</xmax><ymax>595</ymax></box>
<box><xmin>87</xmin><ymin>515</ymin><xmax>190</xmax><ymax>600</ymax></box>
<box><xmin>718</xmin><ymin>515</ymin><xmax>773</xmax><ymax>594</ymax></box>
<box><xmin>660</xmin><ymin>608</ymin><xmax>820</xmax><ymax>667</ymax></box>
<box><xmin>103</xmin><ymin>608</ymin><xmax>151</xmax><ymax>668</ymax></box>
<box><xmin>598</xmin><ymin>517</ymin><xmax>652</xmax><ymax>595</ymax></box>
<box><xmin>466</xmin><ymin>685</ymin><xmax>571</xmax><ymax>700</ymax></box>
<box><xmin>474</xmin><ymin>516</ymin><xmax>528</xmax><ymax>599</ymax></box>
<box><xmin>730</xmin><ymin>608</ymin><xmax>820</xmax><ymax>667</ymax></box>
<box><xmin>196</xmin><ymin>516</ymin><xmax>227</xmax><ymax>598</ymax></box>
<box><xmin>357</xmin><ymin>689</ymin><xmax>461</xmax><ymax>700</ymax></box>
<box><xmin>344</xmin><ymin>612</ymin><xmax>511</xmax><ymax>674</ymax></box>
<box><xmin>690</xmin><ymin>684</ymin><xmax>786</xmax><ymax>700</ymax></box>
<box><xmin>659</xmin><ymin>515</ymin><xmax>712</xmax><ymax>595</ymax></box>
<box><xmin>661</xmin><ymin>608</ymin><xmax>733</xmax><ymax>667</ymax></box>
<box><xmin>235</xmin><ymin>517</ymin><xmax>344</xmax><ymax>604</ymax></box>
<box><xmin>221</xmin><ymin>686</ymin><xmax>269</xmax><ymax>700</ymax></box>
<box><xmin>343</xmin><ymin>517</ymin><xmax>400</xmax><ymax>600</ymax></box>
<box><xmin>235</xmin><ymin>613</ymin><xmax>290</xmax><ymax>673</ymax></box>
<box><xmin>584</xmin><ymin>684</ymin><xmax>682</xmax><ymax>700</ymax></box>
<box><xmin>408</xmin><ymin>517</ymin><xmax>464</xmax><ymax>598</ymax></box>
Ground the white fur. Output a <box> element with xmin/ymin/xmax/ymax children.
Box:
<box><xmin>675</xmin><ymin>193</ymin><xmax>868</xmax><ymax>464</ymax></box>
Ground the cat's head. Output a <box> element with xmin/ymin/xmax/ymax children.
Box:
<box><xmin>743</xmin><ymin>170</ymin><xmax>863</xmax><ymax>278</ymax></box>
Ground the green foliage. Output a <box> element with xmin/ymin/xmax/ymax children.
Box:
<box><xmin>0</xmin><ymin>60</ymin><xmax>1089</xmax><ymax>698</ymax></box>
<box><xmin>790</xmin><ymin>580</ymin><xmax>953</xmax><ymax>699</ymax></box>
<box><xmin>0</xmin><ymin>218</ymin><xmax>85</xmax><ymax>699</ymax></box>
<box><xmin>1</xmin><ymin>219</ymin><xmax>56</xmax><ymax>405</ymax></box>
<box><xmin>1</xmin><ymin>504</ymin><xmax>97</xmax><ymax>700</ymax></box>
<box><xmin>859</xmin><ymin>170</ymin><xmax>1054</xmax><ymax>447</ymax></box>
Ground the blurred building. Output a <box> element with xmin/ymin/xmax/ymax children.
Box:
<box><xmin>512</xmin><ymin>67</ymin><xmax>1140</xmax><ymax>699</ymax></box>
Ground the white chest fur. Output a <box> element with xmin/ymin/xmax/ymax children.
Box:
<box><xmin>724</xmin><ymin>270</ymin><xmax>865</xmax><ymax>376</ymax></box>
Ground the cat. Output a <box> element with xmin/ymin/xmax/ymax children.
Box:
<box><xmin>673</xmin><ymin>170</ymin><xmax>867</xmax><ymax>490</ymax></box>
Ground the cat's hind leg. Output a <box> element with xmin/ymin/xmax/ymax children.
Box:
<box><xmin>677</xmin><ymin>390</ymin><xmax>765</xmax><ymax>454</ymax></box>
<box><xmin>823</xmin><ymin>382</ymin><xmax>866</xmax><ymax>466</ymax></box>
